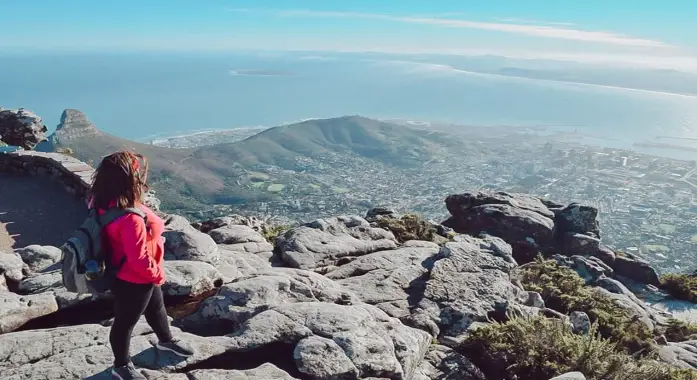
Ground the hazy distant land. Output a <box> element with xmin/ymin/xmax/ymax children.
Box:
<box><xmin>230</xmin><ymin>69</ymin><xmax>296</xmax><ymax>76</ymax></box>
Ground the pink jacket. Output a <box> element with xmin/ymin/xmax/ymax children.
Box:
<box><xmin>99</xmin><ymin>203</ymin><xmax>166</xmax><ymax>285</ymax></box>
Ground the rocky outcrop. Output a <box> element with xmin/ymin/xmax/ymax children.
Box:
<box><xmin>325</xmin><ymin>242</ymin><xmax>440</xmax><ymax>318</ymax></box>
<box><xmin>176</xmin><ymin>268</ymin><xmax>356</xmax><ymax>336</ymax></box>
<box><xmin>407</xmin><ymin>236</ymin><xmax>529</xmax><ymax>344</ymax></box>
<box><xmin>413</xmin><ymin>345</ymin><xmax>485</xmax><ymax>380</ymax></box>
<box><xmin>0</xmin><ymin>108</ymin><xmax>47</xmax><ymax>149</ymax></box>
<box><xmin>0</xmin><ymin>290</ymin><xmax>58</xmax><ymax>333</ymax></box>
<box><xmin>14</xmin><ymin>245</ymin><xmax>61</xmax><ymax>273</ymax></box>
<box><xmin>162</xmin><ymin>261</ymin><xmax>223</xmax><ymax>298</ymax></box>
<box><xmin>277</xmin><ymin>216</ymin><xmax>398</xmax><ymax>270</ymax></box>
<box><xmin>51</xmin><ymin>108</ymin><xmax>100</xmax><ymax>143</ymax></box>
<box><xmin>613</xmin><ymin>253</ymin><xmax>660</xmax><ymax>286</ymax></box>
<box><xmin>164</xmin><ymin>220</ymin><xmax>220</xmax><ymax>264</ymax></box>
<box><xmin>659</xmin><ymin>341</ymin><xmax>697</xmax><ymax>370</ymax></box>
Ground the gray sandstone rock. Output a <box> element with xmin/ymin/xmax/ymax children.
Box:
<box><xmin>277</xmin><ymin>216</ymin><xmax>397</xmax><ymax>270</ymax></box>
<box><xmin>0</xmin><ymin>291</ymin><xmax>58</xmax><ymax>334</ymax></box>
<box><xmin>659</xmin><ymin>341</ymin><xmax>697</xmax><ymax>370</ymax></box>
<box><xmin>0</xmin><ymin>108</ymin><xmax>48</xmax><ymax>149</ymax></box>
<box><xmin>412</xmin><ymin>345</ymin><xmax>486</xmax><ymax>380</ymax></box>
<box><xmin>162</xmin><ymin>260</ymin><xmax>223</xmax><ymax>297</ymax></box>
<box><xmin>613</xmin><ymin>255</ymin><xmax>660</xmax><ymax>286</ymax></box>
<box><xmin>232</xmin><ymin>302</ymin><xmax>431</xmax><ymax>380</ymax></box>
<box><xmin>209</xmin><ymin>225</ymin><xmax>267</xmax><ymax>244</ymax></box>
<box><xmin>197</xmin><ymin>215</ymin><xmax>268</xmax><ymax>234</ymax></box>
<box><xmin>177</xmin><ymin>268</ymin><xmax>356</xmax><ymax>335</ymax></box>
<box><xmin>525</xmin><ymin>291</ymin><xmax>545</xmax><ymax>308</ymax></box>
<box><xmin>294</xmin><ymin>335</ymin><xmax>359</xmax><ymax>379</ymax></box>
<box><xmin>325</xmin><ymin>245</ymin><xmax>440</xmax><ymax>318</ymax></box>
<box><xmin>0</xmin><ymin>322</ymin><xmax>235</xmax><ymax>379</ymax></box>
<box><xmin>142</xmin><ymin>364</ymin><xmax>300</xmax><ymax>380</ymax></box>
<box><xmin>14</xmin><ymin>245</ymin><xmax>62</xmax><ymax>272</ymax></box>
<box><xmin>445</xmin><ymin>191</ymin><xmax>555</xmax><ymax>219</ymax></box>
<box><xmin>164</xmin><ymin>224</ymin><xmax>220</xmax><ymax>264</ymax></box>
<box><xmin>407</xmin><ymin>237</ymin><xmax>526</xmax><ymax>343</ymax></box>
<box><xmin>555</xmin><ymin>203</ymin><xmax>600</xmax><ymax>238</ymax></box>
<box><xmin>553</xmin><ymin>255</ymin><xmax>613</xmax><ymax>283</ymax></box>
<box><xmin>570</xmin><ymin>311</ymin><xmax>591</xmax><ymax>335</ymax></box>
<box><xmin>216</xmin><ymin>245</ymin><xmax>273</xmax><ymax>282</ymax></box>
<box><xmin>549</xmin><ymin>373</ymin><xmax>587</xmax><ymax>380</ymax></box>
<box><xmin>17</xmin><ymin>271</ymin><xmax>62</xmax><ymax>294</ymax></box>
<box><xmin>0</xmin><ymin>252</ymin><xmax>26</xmax><ymax>284</ymax></box>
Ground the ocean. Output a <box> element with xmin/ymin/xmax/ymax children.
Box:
<box><xmin>2</xmin><ymin>51</ymin><xmax>697</xmax><ymax>158</ymax></box>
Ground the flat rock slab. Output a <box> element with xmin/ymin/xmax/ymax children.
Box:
<box><xmin>407</xmin><ymin>236</ymin><xmax>526</xmax><ymax>343</ymax></box>
<box><xmin>143</xmin><ymin>363</ymin><xmax>300</xmax><ymax>379</ymax></box>
<box><xmin>326</xmin><ymin>244</ymin><xmax>440</xmax><ymax>318</ymax></box>
<box><xmin>0</xmin><ymin>290</ymin><xmax>58</xmax><ymax>334</ymax></box>
<box><xmin>277</xmin><ymin>216</ymin><xmax>397</xmax><ymax>270</ymax></box>
<box><xmin>162</xmin><ymin>260</ymin><xmax>223</xmax><ymax>298</ymax></box>
<box><xmin>14</xmin><ymin>245</ymin><xmax>61</xmax><ymax>272</ymax></box>
<box><xmin>445</xmin><ymin>191</ymin><xmax>555</xmax><ymax>220</ymax></box>
<box><xmin>176</xmin><ymin>268</ymin><xmax>356</xmax><ymax>336</ymax></box>
<box><xmin>209</xmin><ymin>225</ymin><xmax>267</xmax><ymax>244</ymax></box>
<box><xmin>232</xmin><ymin>302</ymin><xmax>431</xmax><ymax>380</ymax></box>
<box><xmin>0</xmin><ymin>322</ymin><xmax>235</xmax><ymax>379</ymax></box>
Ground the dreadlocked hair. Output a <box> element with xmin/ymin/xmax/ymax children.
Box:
<box><xmin>90</xmin><ymin>151</ymin><xmax>150</xmax><ymax>210</ymax></box>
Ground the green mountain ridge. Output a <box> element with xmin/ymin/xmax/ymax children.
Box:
<box><xmin>47</xmin><ymin>111</ymin><xmax>453</xmax><ymax>210</ymax></box>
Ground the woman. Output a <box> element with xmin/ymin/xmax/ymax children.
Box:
<box><xmin>90</xmin><ymin>151</ymin><xmax>194</xmax><ymax>380</ymax></box>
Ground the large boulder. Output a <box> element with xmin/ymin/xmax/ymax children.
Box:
<box><xmin>325</xmin><ymin>243</ymin><xmax>441</xmax><ymax>318</ymax></box>
<box><xmin>0</xmin><ymin>322</ymin><xmax>236</xmax><ymax>379</ymax></box>
<box><xmin>613</xmin><ymin>254</ymin><xmax>660</xmax><ymax>286</ymax></box>
<box><xmin>413</xmin><ymin>344</ymin><xmax>486</xmax><ymax>380</ymax></box>
<box><xmin>196</xmin><ymin>215</ymin><xmax>268</xmax><ymax>234</ymax></box>
<box><xmin>232</xmin><ymin>302</ymin><xmax>431</xmax><ymax>380</ymax></box>
<box><xmin>0</xmin><ymin>290</ymin><xmax>58</xmax><ymax>334</ymax></box>
<box><xmin>552</xmin><ymin>254</ymin><xmax>613</xmax><ymax>283</ymax></box>
<box><xmin>176</xmin><ymin>268</ymin><xmax>356</xmax><ymax>335</ymax></box>
<box><xmin>0</xmin><ymin>108</ymin><xmax>48</xmax><ymax>149</ymax></box>
<box><xmin>208</xmin><ymin>225</ymin><xmax>267</xmax><ymax>245</ymax></box>
<box><xmin>164</xmin><ymin>223</ymin><xmax>220</xmax><ymax>264</ymax></box>
<box><xmin>407</xmin><ymin>236</ymin><xmax>528</xmax><ymax>344</ymax></box>
<box><xmin>0</xmin><ymin>252</ymin><xmax>26</xmax><ymax>285</ymax></box>
<box><xmin>445</xmin><ymin>191</ymin><xmax>555</xmax><ymax>220</ymax></box>
<box><xmin>658</xmin><ymin>341</ymin><xmax>697</xmax><ymax>370</ymax></box>
<box><xmin>216</xmin><ymin>245</ymin><xmax>274</xmax><ymax>283</ymax></box>
<box><xmin>162</xmin><ymin>260</ymin><xmax>223</xmax><ymax>298</ymax></box>
<box><xmin>277</xmin><ymin>216</ymin><xmax>397</xmax><ymax>270</ymax></box>
<box><xmin>443</xmin><ymin>203</ymin><xmax>554</xmax><ymax>263</ymax></box>
<box><xmin>554</xmin><ymin>203</ymin><xmax>600</xmax><ymax>238</ymax></box>
<box><xmin>14</xmin><ymin>245</ymin><xmax>61</xmax><ymax>272</ymax></box>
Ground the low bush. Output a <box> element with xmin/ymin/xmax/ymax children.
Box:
<box><xmin>374</xmin><ymin>213</ymin><xmax>438</xmax><ymax>243</ymax></box>
<box><xmin>520</xmin><ymin>258</ymin><xmax>654</xmax><ymax>355</ymax></box>
<box><xmin>661</xmin><ymin>273</ymin><xmax>697</xmax><ymax>304</ymax></box>
<box><xmin>262</xmin><ymin>223</ymin><xmax>291</xmax><ymax>243</ymax></box>
<box><xmin>459</xmin><ymin>316</ymin><xmax>697</xmax><ymax>380</ymax></box>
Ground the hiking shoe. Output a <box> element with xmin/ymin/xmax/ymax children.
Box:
<box><xmin>111</xmin><ymin>362</ymin><xmax>146</xmax><ymax>380</ymax></box>
<box><xmin>156</xmin><ymin>338</ymin><xmax>195</xmax><ymax>357</ymax></box>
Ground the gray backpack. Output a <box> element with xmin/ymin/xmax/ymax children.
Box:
<box><xmin>61</xmin><ymin>207</ymin><xmax>147</xmax><ymax>294</ymax></box>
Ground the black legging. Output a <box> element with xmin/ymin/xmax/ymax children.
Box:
<box><xmin>110</xmin><ymin>277</ymin><xmax>172</xmax><ymax>367</ymax></box>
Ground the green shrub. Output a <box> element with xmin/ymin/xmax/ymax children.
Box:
<box><xmin>520</xmin><ymin>258</ymin><xmax>654</xmax><ymax>355</ymax></box>
<box><xmin>663</xmin><ymin>318</ymin><xmax>697</xmax><ymax>342</ymax></box>
<box><xmin>374</xmin><ymin>214</ymin><xmax>438</xmax><ymax>243</ymax></box>
<box><xmin>661</xmin><ymin>274</ymin><xmax>697</xmax><ymax>304</ymax></box>
<box><xmin>459</xmin><ymin>316</ymin><xmax>697</xmax><ymax>380</ymax></box>
<box><xmin>262</xmin><ymin>224</ymin><xmax>291</xmax><ymax>244</ymax></box>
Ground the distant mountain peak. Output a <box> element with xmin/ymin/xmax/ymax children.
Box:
<box><xmin>53</xmin><ymin>108</ymin><xmax>100</xmax><ymax>142</ymax></box>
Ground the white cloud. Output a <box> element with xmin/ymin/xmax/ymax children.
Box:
<box><xmin>246</xmin><ymin>9</ymin><xmax>673</xmax><ymax>48</ymax></box>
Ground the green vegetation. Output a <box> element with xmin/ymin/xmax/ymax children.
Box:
<box><xmin>520</xmin><ymin>258</ymin><xmax>654</xmax><ymax>354</ymax></box>
<box><xmin>374</xmin><ymin>214</ymin><xmax>439</xmax><ymax>243</ymax></box>
<box><xmin>663</xmin><ymin>319</ymin><xmax>697</xmax><ymax>342</ymax></box>
<box><xmin>660</xmin><ymin>273</ymin><xmax>697</xmax><ymax>303</ymax></box>
<box><xmin>262</xmin><ymin>224</ymin><xmax>291</xmax><ymax>244</ymax></box>
<box><xmin>459</xmin><ymin>316</ymin><xmax>697</xmax><ymax>380</ymax></box>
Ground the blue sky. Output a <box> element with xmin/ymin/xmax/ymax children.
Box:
<box><xmin>2</xmin><ymin>0</ymin><xmax>696</xmax><ymax>70</ymax></box>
